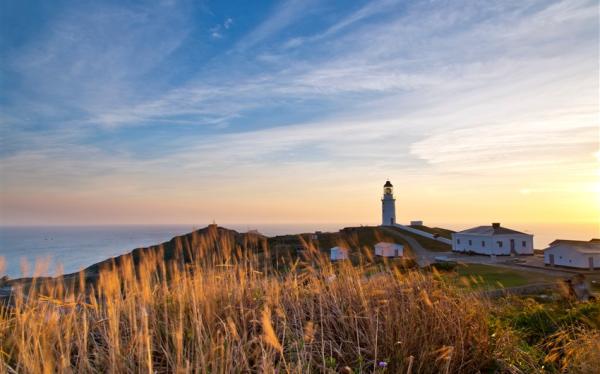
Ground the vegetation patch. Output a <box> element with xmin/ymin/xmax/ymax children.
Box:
<box><xmin>446</xmin><ymin>263</ymin><xmax>558</xmax><ymax>289</ymax></box>
<box><xmin>489</xmin><ymin>297</ymin><xmax>600</xmax><ymax>372</ymax></box>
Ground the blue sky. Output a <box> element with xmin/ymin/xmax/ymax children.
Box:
<box><xmin>0</xmin><ymin>0</ymin><xmax>598</xmax><ymax>226</ymax></box>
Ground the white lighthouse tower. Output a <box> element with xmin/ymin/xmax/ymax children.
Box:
<box><xmin>381</xmin><ymin>180</ymin><xmax>396</xmax><ymax>226</ymax></box>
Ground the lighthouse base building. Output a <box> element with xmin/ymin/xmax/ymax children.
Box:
<box><xmin>452</xmin><ymin>223</ymin><xmax>533</xmax><ymax>255</ymax></box>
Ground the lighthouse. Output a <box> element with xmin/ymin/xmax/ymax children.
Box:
<box><xmin>381</xmin><ymin>180</ymin><xmax>396</xmax><ymax>226</ymax></box>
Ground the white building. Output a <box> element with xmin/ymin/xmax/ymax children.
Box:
<box><xmin>544</xmin><ymin>239</ymin><xmax>600</xmax><ymax>270</ymax></box>
<box><xmin>381</xmin><ymin>181</ymin><xmax>396</xmax><ymax>226</ymax></box>
<box><xmin>330</xmin><ymin>246</ymin><xmax>349</xmax><ymax>261</ymax></box>
<box><xmin>452</xmin><ymin>223</ymin><xmax>534</xmax><ymax>255</ymax></box>
<box><xmin>375</xmin><ymin>242</ymin><xmax>404</xmax><ymax>257</ymax></box>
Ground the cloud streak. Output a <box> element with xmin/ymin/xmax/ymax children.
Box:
<box><xmin>0</xmin><ymin>0</ymin><xmax>598</xmax><ymax>225</ymax></box>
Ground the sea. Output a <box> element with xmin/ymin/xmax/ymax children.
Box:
<box><xmin>1</xmin><ymin>222</ymin><xmax>598</xmax><ymax>278</ymax></box>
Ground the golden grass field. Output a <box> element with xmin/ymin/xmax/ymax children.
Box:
<box><xmin>0</xmin><ymin>226</ymin><xmax>598</xmax><ymax>373</ymax></box>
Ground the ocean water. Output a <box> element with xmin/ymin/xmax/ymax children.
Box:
<box><xmin>0</xmin><ymin>222</ymin><xmax>598</xmax><ymax>278</ymax></box>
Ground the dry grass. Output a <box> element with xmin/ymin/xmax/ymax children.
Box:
<box><xmin>0</xmin><ymin>227</ymin><xmax>596</xmax><ymax>373</ymax></box>
<box><xmin>543</xmin><ymin>329</ymin><xmax>600</xmax><ymax>373</ymax></box>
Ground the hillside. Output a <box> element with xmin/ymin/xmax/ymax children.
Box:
<box><xmin>82</xmin><ymin>224</ymin><xmax>415</xmax><ymax>275</ymax></box>
<box><xmin>3</xmin><ymin>224</ymin><xmax>418</xmax><ymax>290</ymax></box>
<box><xmin>267</xmin><ymin>225</ymin><xmax>415</xmax><ymax>263</ymax></box>
<box><xmin>79</xmin><ymin>224</ymin><xmax>267</xmax><ymax>279</ymax></box>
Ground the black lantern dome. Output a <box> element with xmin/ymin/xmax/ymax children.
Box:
<box><xmin>383</xmin><ymin>180</ymin><xmax>393</xmax><ymax>195</ymax></box>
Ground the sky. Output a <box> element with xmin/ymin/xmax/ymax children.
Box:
<box><xmin>0</xmin><ymin>0</ymin><xmax>598</xmax><ymax>228</ymax></box>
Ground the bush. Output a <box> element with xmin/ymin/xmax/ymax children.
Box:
<box><xmin>490</xmin><ymin>297</ymin><xmax>600</xmax><ymax>372</ymax></box>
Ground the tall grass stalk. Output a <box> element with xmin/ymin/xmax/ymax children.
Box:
<box><xmin>0</xmin><ymin>227</ymin><xmax>507</xmax><ymax>373</ymax></box>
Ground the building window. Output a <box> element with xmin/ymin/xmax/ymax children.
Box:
<box><xmin>457</xmin><ymin>239</ymin><xmax>460</xmax><ymax>244</ymax></box>
<box><xmin>497</xmin><ymin>241</ymin><xmax>503</xmax><ymax>248</ymax></box>
<box><xmin>522</xmin><ymin>241</ymin><xmax>526</xmax><ymax>247</ymax></box>
<box><xmin>482</xmin><ymin>241</ymin><xmax>485</xmax><ymax>247</ymax></box>
<box><xmin>468</xmin><ymin>240</ymin><xmax>472</xmax><ymax>245</ymax></box>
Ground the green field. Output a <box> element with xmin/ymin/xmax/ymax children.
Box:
<box><xmin>445</xmin><ymin>263</ymin><xmax>558</xmax><ymax>289</ymax></box>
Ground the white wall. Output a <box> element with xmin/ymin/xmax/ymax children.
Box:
<box><xmin>452</xmin><ymin>233</ymin><xmax>533</xmax><ymax>255</ymax></box>
<box><xmin>330</xmin><ymin>248</ymin><xmax>349</xmax><ymax>261</ymax></box>
<box><xmin>375</xmin><ymin>243</ymin><xmax>403</xmax><ymax>257</ymax></box>
<box><xmin>544</xmin><ymin>244</ymin><xmax>600</xmax><ymax>269</ymax></box>
<box><xmin>382</xmin><ymin>195</ymin><xmax>396</xmax><ymax>226</ymax></box>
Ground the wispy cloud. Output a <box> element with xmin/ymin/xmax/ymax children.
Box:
<box><xmin>3</xmin><ymin>1</ymin><xmax>190</xmax><ymax>123</ymax></box>
<box><xmin>233</xmin><ymin>0</ymin><xmax>317</xmax><ymax>51</ymax></box>
<box><xmin>1</xmin><ymin>0</ymin><xmax>597</xmax><ymax>224</ymax></box>
<box><xmin>77</xmin><ymin>0</ymin><xmax>597</xmax><ymax>130</ymax></box>
<box><xmin>282</xmin><ymin>0</ymin><xmax>402</xmax><ymax>49</ymax></box>
<box><xmin>210</xmin><ymin>17</ymin><xmax>234</xmax><ymax>39</ymax></box>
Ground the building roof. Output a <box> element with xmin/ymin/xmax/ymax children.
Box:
<box><xmin>384</xmin><ymin>180</ymin><xmax>393</xmax><ymax>187</ymax></box>
<box><xmin>330</xmin><ymin>246</ymin><xmax>348</xmax><ymax>251</ymax></box>
<box><xmin>547</xmin><ymin>239</ymin><xmax>600</xmax><ymax>254</ymax></box>
<box><xmin>375</xmin><ymin>242</ymin><xmax>403</xmax><ymax>248</ymax></box>
<box><xmin>457</xmin><ymin>223</ymin><xmax>528</xmax><ymax>236</ymax></box>
<box><xmin>549</xmin><ymin>239</ymin><xmax>600</xmax><ymax>246</ymax></box>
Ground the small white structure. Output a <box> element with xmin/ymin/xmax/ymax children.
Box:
<box><xmin>375</xmin><ymin>242</ymin><xmax>404</xmax><ymax>257</ymax></box>
<box><xmin>381</xmin><ymin>181</ymin><xmax>396</xmax><ymax>226</ymax></box>
<box><xmin>330</xmin><ymin>246</ymin><xmax>349</xmax><ymax>261</ymax></box>
<box><xmin>452</xmin><ymin>223</ymin><xmax>534</xmax><ymax>255</ymax></box>
<box><xmin>544</xmin><ymin>239</ymin><xmax>600</xmax><ymax>270</ymax></box>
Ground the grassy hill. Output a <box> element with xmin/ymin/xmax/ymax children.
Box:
<box><xmin>268</xmin><ymin>226</ymin><xmax>415</xmax><ymax>267</ymax></box>
<box><xmin>3</xmin><ymin>224</ymin><xmax>418</xmax><ymax>290</ymax></box>
<box><xmin>79</xmin><ymin>224</ymin><xmax>267</xmax><ymax>279</ymax></box>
